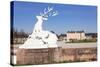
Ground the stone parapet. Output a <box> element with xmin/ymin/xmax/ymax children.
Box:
<box><xmin>16</xmin><ymin>47</ymin><xmax>97</xmax><ymax>65</ymax></box>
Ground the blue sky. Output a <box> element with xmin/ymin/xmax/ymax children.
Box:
<box><xmin>12</xmin><ymin>1</ymin><xmax>97</xmax><ymax>34</ymax></box>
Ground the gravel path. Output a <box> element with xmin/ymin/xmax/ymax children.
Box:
<box><xmin>57</xmin><ymin>41</ymin><xmax>97</xmax><ymax>48</ymax></box>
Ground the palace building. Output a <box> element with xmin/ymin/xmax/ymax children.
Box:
<box><xmin>66</xmin><ymin>31</ymin><xmax>86</xmax><ymax>42</ymax></box>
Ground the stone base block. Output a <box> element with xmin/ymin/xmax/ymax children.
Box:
<box><xmin>16</xmin><ymin>47</ymin><xmax>61</xmax><ymax>65</ymax></box>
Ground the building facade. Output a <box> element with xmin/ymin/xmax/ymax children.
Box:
<box><xmin>66</xmin><ymin>31</ymin><xmax>86</xmax><ymax>42</ymax></box>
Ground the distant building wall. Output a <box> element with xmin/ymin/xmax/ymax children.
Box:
<box><xmin>66</xmin><ymin>31</ymin><xmax>86</xmax><ymax>42</ymax></box>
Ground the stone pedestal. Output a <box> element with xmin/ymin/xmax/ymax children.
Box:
<box><xmin>16</xmin><ymin>47</ymin><xmax>97</xmax><ymax>65</ymax></box>
<box><xmin>16</xmin><ymin>47</ymin><xmax>61</xmax><ymax>65</ymax></box>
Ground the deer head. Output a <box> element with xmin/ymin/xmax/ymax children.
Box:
<box><xmin>36</xmin><ymin>15</ymin><xmax>48</xmax><ymax>21</ymax></box>
<box><xmin>39</xmin><ymin>7</ymin><xmax>58</xmax><ymax>20</ymax></box>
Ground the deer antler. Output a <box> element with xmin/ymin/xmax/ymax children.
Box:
<box><xmin>40</xmin><ymin>7</ymin><xmax>58</xmax><ymax>17</ymax></box>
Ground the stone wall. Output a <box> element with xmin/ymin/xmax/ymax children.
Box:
<box><xmin>17</xmin><ymin>48</ymin><xmax>61</xmax><ymax>65</ymax></box>
<box><xmin>61</xmin><ymin>48</ymin><xmax>97</xmax><ymax>62</ymax></box>
<box><xmin>16</xmin><ymin>47</ymin><xmax>97</xmax><ymax>65</ymax></box>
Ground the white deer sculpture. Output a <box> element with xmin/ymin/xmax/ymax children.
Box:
<box><xmin>33</xmin><ymin>7</ymin><xmax>58</xmax><ymax>33</ymax></box>
<box><xmin>20</xmin><ymin>7</ymin><xmax>58</xmax><ymax>48</ymax></box>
